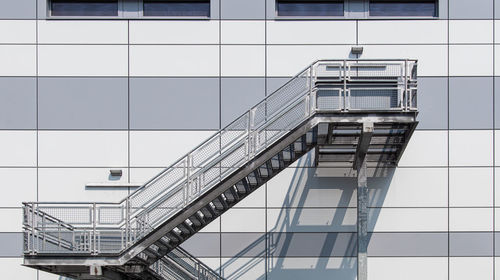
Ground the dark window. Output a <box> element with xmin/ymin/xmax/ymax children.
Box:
<box><xmin>143</xmin><ymin>0</ymin><xmax>210</xmax><ymax>17</ymax></box>
<box><xmin>276</xmin><ymin>0</ymin><xmax>344</xmax><ymax>17</ymax></box>
<box><xmin>370</xmin><ymin>0</ymin><xmax>437</xmax><ymax>17</ymax></box>
<box><xmin>51</xmin><ymin>0</ymin><xmax>118</xmax><ymax>16</ymax></box>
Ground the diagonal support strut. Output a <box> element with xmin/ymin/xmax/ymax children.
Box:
<box><xmin>355</xmin><ymin>122</ymin><xmax>373</xmax><ymax>280</ymax></box>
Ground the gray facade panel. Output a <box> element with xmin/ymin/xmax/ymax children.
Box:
<box><xmin>494</xmin><ymin>77</ymin><xmax>500</xmax><ymax>128</ymax></box>
<box><xmin>0</xmin><ymin>0</ymin><xmax>36</xmax><ymax>19</ymax></box>
<box><xmin>367</xmin><ymin>233</ymin><xmax>448</xmax><ymax>257</ymax></box>
<box><xmin>221</xmin><ymin>233</ymin><xmax>266</xmax><ymax>258</ymax></box>
<box><xmin>266</xmin><ymin>258</ymin><xmax>357</xmax><ymax>280</ymax></box>
<box><xmin>270</xmin><ymin>233</ymin><xmax>357</xmax><ymax>257</ymax></box>
<box><xmin>449</xmin><ymin>0</ymin><xmax>493</xmax><ymax>19</ymax></box>
<box><xmin>181</xmin><ymin>233</ymin><xmax>220</xmax><ymax>258</ymax></box>
<box><xmin>416</xmin><ymin>77</ymin><xmax>448</xmax><ymax>130</ymax></box>
<box><xmin>221</xmin><ymin>0</ymin><xmax>266</xmax><ymax>19</ymax></box>
<box><xmin>130</xmin><ymin>78</ymin><xmax>220</xmax><ymax>130</ymax></box>
<box><xmin>450</xmin><ymin>232</ymin><xmax>493</xmax><ymax>256</ymax></box>
<box><xmin>0</xmin><ymin>78</ymin><xmax>36</xmax><ymax>129</ymax></box>
<box><xmin>0</xmin><ymin>233</ymin><xmax>22</xmax><ymax>257</ymax></box>
<box><xmin>449</xmin><ymin>77</ymin><xmax>493</xmax><ymax>129</ymax></box>
<box><xmin>267</xmin><ymin>78</ymin><xmax>292</xmax><ymax>96</ymax></box>
<box><xmin>221</xmin><ymin>78</ymin><xmax>265</xmax><ymax>127</ymax></box>
<box><xmin>210</xmin><ymin>0</ymin><xmax>220</xmax><ymax>19</ymax></box>
<box><xmin>38</xmin><ymin>78</ymin><xmax>128</xmax><ymax>129</ymax></box>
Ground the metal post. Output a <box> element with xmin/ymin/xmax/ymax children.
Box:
<box><xmin>355</xmin><ymin>122</ymin><xmax>373</xmax><ymax>280</ymax></box>
<box><xmin>92</xmin><ymin>203</ymin><xmax>97</xmax><ymax>255</ymax></box>
<box><xmin>357</xmin><ymin>157</ymin><xmax>368</xmax><ymax>280</ymax></box>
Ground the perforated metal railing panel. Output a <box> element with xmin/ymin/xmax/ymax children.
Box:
<box><xmin>23</xmin><ymin>60</ymin><xmax>417</xmax><ymax>276</ymax></box>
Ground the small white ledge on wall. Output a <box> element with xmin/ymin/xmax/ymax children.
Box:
<box><xmin>85</xmin><ymin>183</ymin><xmax>142</xmax><ymax>189</ymax></box>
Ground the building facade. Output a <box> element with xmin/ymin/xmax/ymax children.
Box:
<box><xmin>0</xmin><ymin>0</ymin><xmax>498</xmax><ymax>279</ymax></box>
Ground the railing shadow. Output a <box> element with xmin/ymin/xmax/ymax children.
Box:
<box><xmin>218</xmin><ymin>150</ymin><xmax>395</xmax><ymax>280</ymax></box>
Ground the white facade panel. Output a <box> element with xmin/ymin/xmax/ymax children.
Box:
<box><xmin>0</xmin><ymin>20</ymin><xmax>35</xmax><ymax>43</ymax></box>
<box><xmin>267</xmin><ymin>45</ymin><xmax>352</xmax><ymax>77</ymax></box>
<box><xmin>449</xmin><ymin>130</ymin><xmax>493</xmax><ymax>167</ymax></box>
<box><xmin>267</xmin><ymin>168</ymin><xmax>357</xmax><ymax>208</ymax></box>
<box><xmin>0</xmin><ymin>258</ymin><xmax>37</xmax><ymax>279</ymax></box>
<box><xmin>232</xmin><ymin>185</ymin><xmax>265</xmax><ymax>208</ymax></box>
<box><xmin>221</xmin><ymin>208</ymin><xmax>265</xmax><ymax>232</ymax></box>
<box><xmin>0</xmin><ymin>208</ymin><xmax>23</xmax><ymax>232</ymax></box>
<box><xmin>130</xmin><ymin>21</ymin><xmax>219</xmax><ymax>44</ymax></box>
<box><xmin>0</xmin><ymin>168</ymin><xmax>36</xmax><ymax>207</ymax></box>
<box><xmin>38</xmin><ymin>45</ymin><xmax>128</xmax><ymax>76</ymax></box>
<box><xmin>267</xmin><ymin>208</ymin><xmax>357</xmax><ymax>233</ymax></box>
<box><xmin>221</xmin><ymin>257</ymin><xmax>265</xmax><ymax>280</ymax></box>
<box><xmin>449</xmin><ymin>45</ymin><xmax>493</xmax><ymax>76</ymax></box>
<box><xmin>449</xmin><ymin>20</ymin><xmax>493</xmax><ymax>44</ymax></box>
<box><xmin>398</xmin><ymin>131</ymin><xmax>448</xmax><ymax>167</ymax></box>
<box><xmin>130</xmin><ymin>45</ymin><xmax>219</xmax><ymax>76</ymax></box>
<box><xmin>358</xmin><ymin>20</ymin><xmax>447</xmax><ymax>44</ymax></box>
<box><xmin>38</xmin><ymin>20</ymin><xmax>128</xmax><ymax>44</ymax></box>
<box><xmin>376</xmin><ymin>168</ymin><xmax>448</xmax><ymax>207</ymax></box>
<box><xmin>38</xmin><ymin>168</ymin><xmax>128</xmax><ymax>202</ymax></box>
<box><xmin>266</xmin><ymin>21</ymin><xmax>356</xmax><ymax>44</ymax></box>
<box><xmin>38</xmin><ymin>131</ymin><xmax>128</xmax><ymax>167</ymax></box>
<box><xmin>0</xmin><ymin>131</ymin><xmax>37</xmax><ymax>167</ymax></box>
<box><xmin>449</xmin><ymin>167</ymin><xmax>493</xmax><ymax>207</ymax></box>
<box><xmin>368</xmin><ymin>257</ymin><xmax>448</xmax><ymax>280</ymax></box>
<box><xmin>0</xmin><ymin>45</ymin><xmax>36</xmax><ymax>76</ymax></box>
<box><xmin>450</xmin><ymin>257</ymin><xmax>493</xmax><ymax>280</ymax></box>
<box><xmin>449</xmin><ymin>208</ymin><xmax>493</xmax><ymax>231</ymax></box>
<box><xmin>369</xmin><ymin>208</ymin><xmax>448</xmax><ymax>232</ymax></box>
<box><xmin>221</xmin><ymin>21</ymin><xmax>265</xmax><ymax>44</ymax></box>
<box><xmin>221</xmin><ymin>46</ymin><xmax>265</xmax><ymax>76</ymax></box>
<box><xmin>361</xmin><ymin>45</ymin><xmax>448</xmax><ymax>77</ymax></box>
<box><xmin>129</xmin><ymin>131</ymin><xmax>215</xmax><ymax>167</ymax></box>
<box><xmin>129</xmin><ymin>168</ymin><xmax>164</xmax><ymax>183</ymax></box>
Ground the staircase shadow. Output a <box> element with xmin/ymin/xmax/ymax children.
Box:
<box><xmin>219</xmin><ymin>151</ymin><xmax>395</xmax><ymax>280</ymax></box>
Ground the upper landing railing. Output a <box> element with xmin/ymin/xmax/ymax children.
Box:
<box><xmin>23</xmin><ymin>59</ymin><xmax>417</xmax><ymax>257</ymax></box>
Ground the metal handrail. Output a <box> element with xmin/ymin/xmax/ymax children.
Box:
<box><xmin>23</xmin><ymin>60</ymin><xmax>418</xmax><ymax>260</ymax></box>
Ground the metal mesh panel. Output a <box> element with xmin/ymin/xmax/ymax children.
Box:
<box><xmin>348</xmin><ymin>63</ymin><xmax>403</xmax><ymax>80</ymax></box>
<box><xmin>349</xmin><ymin>88</ymin><xmax>399</xmax><ymax>110</ymax></box>
<box><xmin>141</xmin><ymin>185</ymin><xmax>185</xmax><ymax>229</ymax></box>
<box><xmin>192</xmin><ymin>135</ymin><xmax>221</xmax><ymax>168</ymax></box>
<box><xmin>98</xmin><ymin>206</ymin><xmax>124</xmax><ymax>225</ymax></box>
<box><xmin>130</xmin><ymin>162</ymin><xmax>186</xmax><ymax>209</ymax></box>
<box><xmin>97</xmin><ymin>230</ymin><xmax>124</xmax><ymax>253</ymax></box>
<box><xmin>39</xmin><ymin>207</ymin><xmax>92</xmax><ymax>225</ymax></box>
<box><xmin>315</xmin><ymin>63</ymin><xmax>343</xmax><ymax>80</ymax></box>
<box><xmin>266</xmin><ymin>70</ymin><xmax>310</xmax><ymax>119</ymax></box>
<box><xmin>317</xmin><ymin>89</ymin><xmax>342</xmax><ymax>110</ymax></box>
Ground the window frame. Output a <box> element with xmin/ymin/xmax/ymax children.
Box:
<box><xmin>141</xmin><ymin>0</ymin><xmax>211</xmax><ymax>18</ymax></box>
<box><xmin>273</xmin><ymin>0</ymin><xmax>440</xmax><ymax>20</ymax></box>
<box><xmin>48</xmin><ymin>0</ymin><xmax>124</xmax><ymax>19</ymax></box>
<box><xmin>47</xmin><ymin>0</ymin><xmax>212</xmax><ymax>19</ymax></box>
<box><xmin>275</xmin><ymin>0</ymin><xmax>346</xmax><ymax>18</ymax></box>
<box><xmin>368</xmin><ymin>0</ymin><xmax>438</xmax><ymax>18</ymax></box>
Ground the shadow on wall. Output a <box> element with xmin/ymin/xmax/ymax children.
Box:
<box><xmin>219</xmin><ymin>151</ymin><xmax>395</xmax><ymax>280</ymax></box>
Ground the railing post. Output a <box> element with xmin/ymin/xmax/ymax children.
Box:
<box><xmin>247</xmin><ymin>109</ymin><xmax>255</xmax><ymax>160</ymax></box>
<box><xmin>343</xmin><ymin>60</ymin><xmax>348</xmax><ymax>111</ymax></box>
<box><xmin>92</xmin><ymin>203</ymin><xmax>97</xmax><ymax>255</ymax></box>
<box><xmin>31</xmin><ymin>203</ymin><xmax>35</xmax><ymax>254</ymax></box>
<box><xmin>185</xmin><ymin>155</ymin><xmax>191</xmax><ymax>206</ymax></box>
<box><xmin>125</xmin><ymin>198</ymin><xmax>130</xmax><ymax>247</ymax></box>
<box><xmin>404</xmin><ymin>59</ymin><xmax>408</xmax><ymax>111</ymax></box>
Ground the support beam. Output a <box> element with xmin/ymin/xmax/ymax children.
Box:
<box><xmin>355</xmin><ymin>122</ymin><xmax>373</xmax><ymax>280</ymax></box>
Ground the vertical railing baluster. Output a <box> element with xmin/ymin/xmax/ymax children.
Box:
<box><xmin>92</xmin><ymin>203</ymin><xmax>97</xmax><ymax>254</ymax></box>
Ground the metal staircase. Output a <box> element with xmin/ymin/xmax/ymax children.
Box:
<box><xmin>22</xmin><ymin>59</ymin><xmax>418</xmax><ymax>280</ymax></box>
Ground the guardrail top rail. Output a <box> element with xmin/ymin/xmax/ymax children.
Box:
<box><xmin>23</xmin><ymin>59</ymin><xmax>418</xmax><ymax>256</ymax></box>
